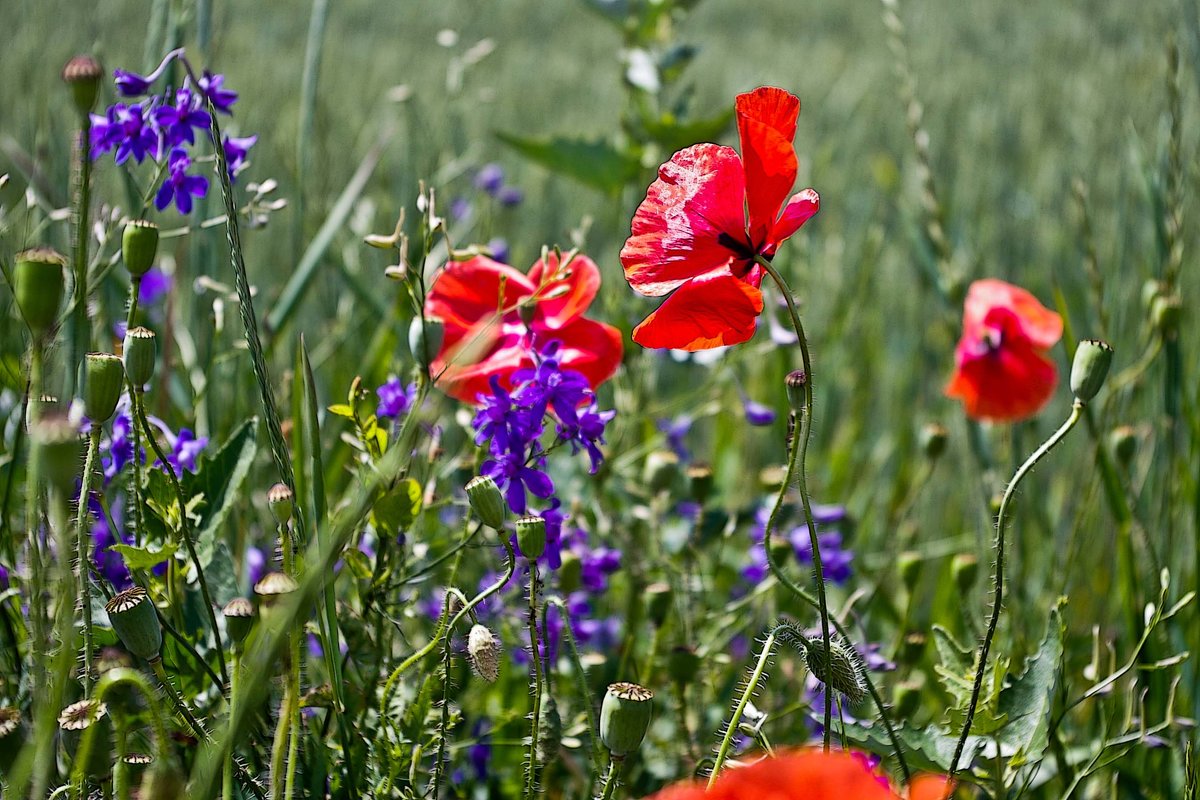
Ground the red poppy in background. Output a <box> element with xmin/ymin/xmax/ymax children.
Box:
<box><xmin>620</xmin><ymin>86</ymin><xmax>820</xmax><ymax>351</ymax></box>
<box><xmin>644</xmin><ymin>749</ymin><xmax>952</xmax><ymax>800</ymax></box>
<box><xmin>424</xmin><ymin>252</ymin><xmax>623</xmax><ymax>403</ymax></box>
<box><xmin>945</xmin><ymin>278</ymin><xmax>1063</xmax><ymax>421</ymax></box>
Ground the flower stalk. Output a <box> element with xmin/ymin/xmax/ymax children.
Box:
<box><xmin>75</xmin><ymin>427</ymin><xmax>101</xmax><ymax>696</ymax></box>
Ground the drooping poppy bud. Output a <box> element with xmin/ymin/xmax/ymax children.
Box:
<box><xmin>951</xmin><ymin>553</ymin><xmax>979</xmax><ymax>595</ymax></box>
<box><xmin>919</xmin><ymin>422</ymin><xmax>948</xmax><ymax>460</ymax></box>
<box><xmin>600</xmin><ymin>682</ymin><xmax>654</xmax><ymax>758</ymax></box>
<box><xmin>803</xmin><ymin>635</ymin><xmax>867</xmax><ymax>705</ymax></box>
<box><xmin>409</xmin><ymin>316</ymin><xmax>445</xmax><ymax>369</ymax></box>
<box><xmin>1109</xmin><ymin>425</ymin><xmax>1136</xmax><ymax>467</ymax></box>
<box><xmin>467</xmin><ymin>624</ymin><xmax>501</xmax><ymax>683</ymax></box>
<box><xmin>84</xmin><ymin>353</ymin><xmax>126</xmax><ymax>425</ymax></box>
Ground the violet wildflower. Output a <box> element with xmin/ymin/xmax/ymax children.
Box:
<box><xmin>138</xmin><ymin>266</ymin><xmax>172</xmax><ymax>306</ymax></box>
<box><xmin>449</xmin><ymin>196</ymin><xmax>472</xmax><ymax>222</ymax></box>
<box><xmin>0</xmin><ymin>564</ymin><xmax>8</xmax><ymax>590</ymax></box>
<box><xmin>154</xmin><ymin>147</ymin><xmax>209</xmax><ymax>215</ymax></box>
<box><xmin>657</xmin><ymin>415</ymin><xmax>693</xmax><ymax>462</ymax></box>
<box><xmin>486</xmin><ymin>237</ymin><xmax>510</xmax><ymax>264</ymax></box>
<box><xmin>474</xmin><ymin>163</ymin><xmax>504</xmax><ymax>194</ymax></box>
<box><xmin>113</xmin><ymin>68</ymin><xmax>154</xmax><ymax>97</ymax></box>
<box><xmin>497</xmin><ymin>186</ymin><xmax>524</xmax><ymax>207</ymax></box>
<box><xmin>743</xmin><ymin>396</ymin><xmax>777</xmax><ymax>427</ymax></box>
<box><xmin>153</xmin><ymin>87</ymin><xmax>211</xmax><ymax>147</ymax></box>
<box><xmin>376</xmin><ymin>377</ymin><xmax>417</xmax><ymax>419</ymax></box>
<box><xmin>245</xmin><ymin>546</ymin><xmax>266</xmax><ymax>590</ymax></box>
<box><xmin>167</xmin><ymin>428</ymin><xmax>208</xmax><ymax>472</ymax></box>
<box><xmin>197</xmin><ymin>71</ymin><xmax>238</xmax><ymax>114</ymax></box>
<box><xmin>90</xmin><ymin>103</ymin><xmax>161</xmax><ymax>164</ymax></box>
<box><xmin>223</xmin><ymin>134</ymin><xmax>257</xmax><ymax>181</ymax></box>
<box><xmin>101</xmin><ymin>409</ymin><xmax>138</xmax><ymax>482</ymax></box>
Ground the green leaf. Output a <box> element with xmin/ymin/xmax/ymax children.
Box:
<box><xmin>371</xmin><ymin>478</ymin><xmax>422</xmax><ymax>539</ymax></box>
<box><xmin>639</xmin><ymin>108</ymin><xmax>733</xmax><ymax>155</ymax></box>
<box><xmin>205</xmin><ymin>541</ymin><xmax>239</xmax><ymax>607</ymax></box>
<box><xmin>182</xmin><ymin>418</ymin><xmax>259</xmax><ymax>568</ymax></box>
<box><xmin>327</xmin><ymin>404</ymin><xmax>354</xmax><ymax>419</ymax></box>
<box><xmin>996</xmin><ymin>600</ymin><xmax>1066</xmax><ymax>766</ymax></box>
<box><xmin>110</xmin><ymin>541</ymin><xmax>179</xmax><ymax>571</ymax></box>
<box><xmin>495</xmin><ymin>132</ymin><xmax>641</xmax><ymax>196</ymax></box>
<box><xmin>342</xmin><ymin>548</ymin><xmax>374</xmax><ymax>581</ymax></box>
<box><xmin>836</xmin><ymin>718</ymin><xmax>988</xmax><ymax>774</ymax></box>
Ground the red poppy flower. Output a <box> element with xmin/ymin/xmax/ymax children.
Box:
<box><xmin>620</xmin><ymin>86</ymin><xmax>820</xmax><ymax>351</ymax></box>
<box><xmin>643</xmin><ymin>749</ymin><xmax>953</xmax><ymax>800</ymax></box>
<box><xmin>424</xmin><ymin>252</ymin><xmax>623</xmax><ymax>403</ymax></box>
<box><xmin>945</xmin><ymin>278</ymin><xmax>1063</xmax><ymax>422</ymax></box>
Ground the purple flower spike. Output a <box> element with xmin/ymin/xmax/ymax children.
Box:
<box><xmin>153</xmin><ymin>87</ymin><xmax>212</xmax><ymax>148</ymax></box>
<box><xmin>91</xmin><ymin>103</ymin><xmax>161</xmax><ymax>165</ymax></box>
<box><xmin>376</xmin><ymin>377</ymin><xmax>417</xmax><ymax>419</ymax></box>
<box><xmin>223</xmin><ymin>134</ymin><xmax>257</xmax><ymax>181</ymax></box>
<box><xmin>197</xmin><ymin>71</ymin><xmax>239</xmax><ymax>114</ymax></box>
<box><xmin>155</xmin><ymin>148</ymin><xmax>209</xmax><ymax>215</ymax></box>
<box><xmin>114</xmin><ymin>68</ymin><xmax>154</xmax><ymax>97</ymax></box>
<box><xmin>138</xmin><ymin>266</ymin><xmax>173</xmax><ymax>306</ymax></box>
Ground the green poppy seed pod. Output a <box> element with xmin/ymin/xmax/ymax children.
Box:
<box><xmin>58</xmin><ymin>699</ymin><xmax>113</xmax><ymax>777</ymax></box>
<box><xmin>123</xmin><ymin>326</ymin><xmax>157</xmax><ymax>387</ymax></box>
<box><xmin>123</xmin><ymin>752</ymin><xmax>154</xmax><ymax>769</ymax></box>
<box><xmin>803</xmin><ymin>635</ymin><xmax>868</xmax><ymax>705</ymax></box>
<box><xmin>893</xmin><ymin>680</ymin><xmax>923</xmax><ymax>720</ymax></box>
<box><xmin>1109</xmin><ymin>425</ymin><xmax>1137</xmax><ymax>467</ymax></box>
<box><xmin>515</xmin><ymin>515</ymin><xmax>546</xmax><ymax>560</ymax></box>
<box><xmin>121</xmin><ymin>220</ymin><xmax>160</xmax><ymax>279</ymax></box>
<box><xmin>467</xmin><ymin>623</ymin><xmax>501</xmax><ymax>683</ymax></box>
<box><xmin>784</xmin><ymin>370</ymin><xmax>808</xmax><ymax>412</ymax></box>
<box><xmin>900</xmin><ymin>632</ymin><xmax>927</xmax><ymax>666</ymax></box>
<box><xmin>105</xmin><ymin>586</ymin><xmax>162</xmax><ymax>662</ymax></box>
<box><xmin>255</xmin><ymin>571</ymin><xmax>298</xmax><ymax>605</ymax></box>
<box><xmin>222</xmin><ymin>597</ymin><xmax>256</xmax><ymax>647</ymax></box>
<box><xmin>409</xmin><ymin>316</ymin><xmax>445</xmax><ymax>368</ymax></box>
<box><xmin>1070</xmin><ymin>339</ymin><xmax>1114</xmax><ymax>403</ymax></box>
<box><xmin>84</xmin><ymin>353</ymin><xmax>126</xmax><ymax>425</ymax></box>
<box><xmin>465</xmin><ymin>475</ymin><xmax>507</xmax><ymax>529</ymax></box>
<box><xmin>558</xmin><ymin>551</ymin><xmax>583</xmax><ymax>594</ymax></box>
<box><xmin>14</xmin><ymin>248</ymin><xmax>66</xmax><ymax>336</ymax></box>
<box><xmin>0</xmin><ymin>707</ymin><xmax>26</xmax><ymax>773</ymax></box>
<box><xmin>643</xmin><ymin>450</ymin><xmax>680</xmax><ymax>495</ymax></box>
<box><xmin>600</xmin><ymin>682</ymin><xmax>654</xmax><ymax>758</ymax></box>
<box><xmin>951</xmin><ymin>553</ymin><xmax>979</xmax><ymax>595</ymax></box>
<box><xmin>267</xmin><ymin>482</ymin><xmax>294</xmax><ymax>525</ymax></box>
<box><xmin>139</xmin><ymin>761</ymin><xmax>187</xmax><ymax>800</ymax></box>
<box><xmin>686</xmin><ymin>463</ymin><xmax>714</xmax><ymax>505</ymax></box>
<box><xmin>31</xmin><ymin>412</ymin><xmax>82</xmax><ymax>494</ymax></box>
<box><xmin>1151</xmin><ymin>294</ymin><xmax>1182</xmax><ymax>336</ymax></box>
<box><xmin>897</xmin><ymin>550</ymin><xmax>921</xmax><ymax>592</ymax></box>
<box><xmin>918</xmin><ymin>422</ymin><xmax>948</xmax><ymax>460</ymax></box>
<box><xmin>667</xmin><ymin>645</ymin><xmax>701</xmax><ymax>685</ymax></box>
<box><xmin>645</xmin><ymin>582</ymin><xmax>673</xmax><ymax>628</ymax></box>
<box><xmin>63</xmin><ymin>55</ymin><xmax>102</xmax><ymax>114</ymax></box>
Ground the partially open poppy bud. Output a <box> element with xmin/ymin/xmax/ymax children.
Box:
<box><xmin>123</xmin><ymin>326</ymin><xmax>157</xmax><ymax>387</ymax></box>
<box><xmin>467</xmin><ymin>624</ymin><xmax>501</xmax><ymax>683</ymax></box>
<box><xmin>1070</xmin><ymin>339</ymin><xmax>1114</xmax><ymax>403</ymax></box>
<box><xmin>63</xmin><ymin>55</ymin><xmax>103</xmax><ymax>114</ymax></box>
<box><xmin>951</xmin><ymin>553</ymin><xmax>979</xmax><ymax>594</ymax></box>
<box><xmin>58</xmin><ymin>699</ymin><xmax>113</xmax><ymax>777</ymax></box>
<box><xmin>122</xmin><ymin>220</ymin><xmax>160</xmax><ymax>279</ymax></box>
<box><xmin>643</xmin><ymin>450</ymin><xmax>680</xmax><ymax>495</ymax></box>
<box><xmin>14</xmin><ymin>248</ymin><xmax>66</xmax><ymax>336</ymax></box>
<box><xmin>31</xmin><ymin>412</ymin><xmax>82</xmax><ymax>494</ymax></box>
<box><xmin>803</xmin><ymin>635</ymin><xmax>867</xmax><ymax>705</ymax></box>
<box><xmin>0</xmin><ymin>707</ymin><xmax>25</xmax><ymax>773</ymax></box>
<box><xmin>466</xmin><ymin>475</ymin><xmax>506</xmax><ymax>529</ymax></box>
<box><xmin>409</xmin><ymin>316</ymin><xmax>444</xmax><ymax>369</ymax></box>
<box><xmin>897</xmin><ymin>550</ymin><xmax>921</xmax><ymax>592</ymax></box>
<box><xmin>686</xmin><ymin>463</ymin><xmax>714</xmax><ymax>505</ymax></box>
<box><xmin>600</xmin><ymin>682</ymin><xmax>654</xmax><ymax>758</ymax></box>
<box><xmin>667</xmin><ymin>645</ymin><xmax>701</xmax><ymax>685</ymax></box>
<box><xmin>645</xmin><ymin>582</ymin><xmax>673</xmax><ymax>627</ymax></box>
<box><xmin>515</xmin><ymin>515</ymin><xmax>546</xmax><ymax>560</ymax></box>
<box><xmin>222</xmin><ymin>597</ymin><xmax>256</xmax><ymax>647</ymax></box>
<box><xmin>84</xmin><ymin>353</ymin><xmax>126</xmax><ymax>424</ymax></box>
<box><xmin>785</xmin><ymin>370</ymin><xmax>808</xmax><ymax>412</ymax></box>
<box><xmin>105</xmin><ymin>586</ymin><xmax>163</xmax><ymax>662</ymax></box>
<box><xmin>918</xmin><ymin>422</ymin><xmax>948</xmax><ymax>460</ymax></box>
<box><xmin>267</xmin><ymin>483</ymin><xmax>294</xmax><ymax>525</ymax></box>
<box><xmin>1109</xmin><ymin>425</ymin><xmax>1137</xmax><ymax>467</ymax></box>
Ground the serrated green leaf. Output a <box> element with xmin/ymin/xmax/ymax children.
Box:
<box><xmin>110</xmin><ymin>541</ymin><xmax>179</xmax><ymax>571</ymax></box>
<box><xmin>495</xmin><ymin>132</ymin><xmax>641</xmax><ymax>195</ymax></box>
<box><xmin>836</xmin><ymin>718</ymin><xmax>989</xmax><ymax>774</ymax></box>
<box><xmin>996</xmin><ymin>600</ymin><xmax>1066</xmax><ymax>766</ymax></box>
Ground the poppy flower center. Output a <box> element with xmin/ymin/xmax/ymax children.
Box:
<box><xmin>717</xmin><ymin>230</ymin><xmax>770</xmax><ymax>277</ymax></box>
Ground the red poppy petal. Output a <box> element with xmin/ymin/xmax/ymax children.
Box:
<box><xmin>424</xmin><ymin>255</ymin><xmax>536</xmax><ymax>335</ymax></box>
<box><xmin>946</xmin><ymin>337</ymin><xmax>1059</xmax><ymax>421</ymax></box>
<box><xmin>632</xmin><ymin>269</ymin><xmax>764</xmax><ymax>351</ymax></box>
<box><xmin>621</xmin><ymin>143</ymin><xmax>746</xmax><ymax>297</ymax></box>
<box><xmin>736</xmin><ymin>88</ymin><xmax>800</xmax><ymax>245</ymax></box>
<box><xmin>717</xmin><ymin>750</ymin><xmax>898</xmax><ymax>800</ymax></box>
<box><xmin>432</xmin><ymin>334</ymin><xmax>529</xmax><ymax>404</ymax></box>
<box><xmin>908</xmin><ymin>775</ymin><xmax>955</xmax><ymax>800</ymax></box>
<box><xmin>963</xmin><ymin>279</ymin><xmax>1061</xmax><ymax>349</ymax></box>
<box><xmin>543</xmin><ymin>317</ymin><xmax>624</xmax><ymax>390</ymax></box>
<box><xmin>526</xmin><ymin>252</ymin><xmax>601</xmax><ymax>329</ymax></box>
<box><xmin>768</xmin><ymin>188</ymin><xmax>820</xmax><ymax>251</ymax></box>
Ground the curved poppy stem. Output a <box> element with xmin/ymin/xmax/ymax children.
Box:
<box><xmin>948</xmin><ymin>400</ymin><xmax>1083</xmax><ymax>779</ymax></box>
<box><xmin>753</xmin><ymin>255</ymin><xmax>833</xmax><ymax>750</ymax></box>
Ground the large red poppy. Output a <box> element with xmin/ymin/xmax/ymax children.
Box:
<box><xmin>620</xmin><ymin>86</ymin><xmax>820</xmax><ymax>351</ymax></box>
<box><xmin>423</xmin><ymin>252</ymin><xmax>623</xmax><ymax>403</ymax></box>
<box><xmin>945</xmin><ymin>278</ymin><xmax>1063</xmax><ymax>422</ymax></box>
<box><xmin>644</xmin><ymin>749</ymin><xmax>952</xmax><ymax>800</ymax></box>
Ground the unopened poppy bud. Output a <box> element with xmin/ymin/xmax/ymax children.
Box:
<box><xmin>1151</xmin><ymin>294</ymin><xmax>1182</xmax><ymax>335</ymax></box>
<box><xmin>645</xmin><ymin>582</ymin><xmax>673</xmax><ymax>627</ymax></box>
<box><xmin>122</xmin><ymin>220</ymin><xmax>159</xmax><ymax>278</ymax></box>
<box><xmin>31</xmin><ymin>412</ymin><xmax>82</xmax><ymax>494</ymax></box>
<box><xmin>600</xmin><ymin>682</ymin><xmax>654</xmax><ymax>758</ymax></box>
<box><xmin>538</xmin><ymin>695</ymin><xmax>563</xmax><ymax>765</ymax></box>
<box><xmin>123</xmin><ymin>326</ymin><xmax>157</xmax><ymax>387</ymax></box>
<box><xmin>139</xmin><ymin>761</ymin><xmax>187</xmax><ymax>800</ymax></box>
<box><xmin>63</xmin><ymin>55</ymin><xmax>103</xmax><ymax>114</ymax></box>
<box><xmin>1109</xmin><ymin>425</ymin><xmax>1137</xmax><ymax>466</ymax></box>
<box><xmin>686</xmin><ymin>463</ymin><xmax>714</xmax><ymax>505</ymax></box>
<box><xmin>951</xmin><ymin>553</ymin><xmax>979</xmax><ymax>594</ymax></box>
<box><xmin>14</xmin><ymin>248</ymin><xmax>66</xmax><ymax>336</ymax></box>
<box><xmin>466</xmin><ymin>475</ymin><xmax>506</xmax><ymax>529</ymax></box>
<box><xmin>222</xmin><ymin>597</ymin><xmax>256</xmax><ymax>647</ymax></box>
<box><xmin>897</xmin><ymin>550</ymin><xmax>921</xmax><ymax>592</ymax></box>
<box><xmin>803</xmin><ymin>635</ymin><xmax>867</xmax><ymax>705</ymax></box>
<box><xmin>558</xmin><ymin>551</ymin><xmax>583</xmax><ymax>594</ymax></box>
<box><xmin>900</xmin><ymin>632</ymin><xmax>927</xmax><ymax>666</ymax></box>
<box><xmin>1070</xmin><ymin>339</ymin><xmax>1114</xmax><ymax>403</ymax></box>
<box><xmin>84</xmin><ymin>353</ymin><xmax>125</xmax><ymax>424</ymax></box>
<box><xmin>58</xmin><ymin>699</ymin><xmax>112</xmax><ymax>777</ymax></box>
<box><xmin>267</xmin><ymin>482</ymin><xmax>294</xmax><ymax>524</ymax></box>
<box><xmin>105</xmin><ymin>586</ymin><xmax>162</xmax><ymax>662</ymax></box>
<box><xmin>893</xmin><ymin>680</ymin><xmax>923</xmax><ymax>719</ymax></box>
<box><xmin>515</xmin><ymin>515</ymin><xmax>546</xmax><ymax>560</ymax></box>
<box><xmin>784</xmin><ymin>370</ymin><xmax>807</xmax><ymax>412</ymax></box>
<box><xmin>667</xmin><ymin>645</ymin><xmax>701</xmax><ymax>685</ymax></box>
<box><xmin>918</xmin><ymin>422</ymin><xmax>948</xmax><ymax>460</ymax></box>
<box><xmin>409</xmin><ymin>316</ymin><xmax>444</xmax><ymax>368</ymax></box>
<box><xmin>0</xmin><ymin>707</ymin><xmax>25</xmax><ymax>773</ymax></box>
<box><xmin>467</xmin><ymin>624</ymin><xmax>501</xmax><ymax>683</ymax></box>
<box><xmin>643</xmin><ymin>450</ymin><xmax>680</xmax><ymax>495</ymax></box>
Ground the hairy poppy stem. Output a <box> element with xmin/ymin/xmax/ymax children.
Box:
<box><xmin>949</xmin><ymin>400</ymin><xmax>1083</xmax><ymax>778</ymax></box>
<box><xmin>754</xmin><ymin>255</ymin><xmax>834</xmax><ymax>750</ymax></box>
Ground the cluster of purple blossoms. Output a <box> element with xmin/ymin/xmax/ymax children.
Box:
<box><xmin>90</xmin><ymin>53</ymin><xmax>256</xmax><ymax>215</ymax></box>
<box><xmin>471</xmin><ymin>341</ymin><xmax>614</xmax><ymax>527</ymax></box>
<box><xmin>473</xmin><ymin>163</ymin><xmax>524</xmax><ymax>207</ymax></box>
<box><xmin>742</xmin><ymin>502</ymin><xmax>854</xmax><ymax>587</ymax></box>
<box><xmin>375</xmin><ymin>377</ymin><xmax>418</xmax><ymax>419</ymax></box>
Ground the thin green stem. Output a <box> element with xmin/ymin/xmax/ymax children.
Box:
<box><xmin>597</xmin><ymin>757</ymin><xmax>625</xmax><ymax>800</ymax></box>
<box><xmin>76</xmin><ymin>428</ymin><xmax>101</xmax><ymax>696</ymax></box>
<box><xmin>26</xmin><ymin>340</ymin><xmax>48</xmax><ymax>700</ymax></box>
<box><xmin>152</xmin><ymin>657</ymin><xmax>209</xmax><ymax>741</ymax></box>
<box><xmin>224</xmin><ymin>652</ymin><xmax>240</xmax><ymax>800</ymax></box>
<box><xmin>709</xmin><ymin>630</ymin><xmax>776</xmax><ymax>786</ymax></box>
<box><xmin>543</xmin><ymin>597</ymin><xmax>604</xmax><ymax>790</ymax></box>
<box><xmin>69</xmin><ymin>111</ymin><xmax>93</xmax><ymax>397</ymax></box>
<box><xmin>949</xmin><ymin>401</ymin><xmax>1084</xmax><ymax>778</ymax></box>
<box><xmin>524</xmin><ymin>561</ymin><xmax>544</xmax><ymax>800</ymax></box>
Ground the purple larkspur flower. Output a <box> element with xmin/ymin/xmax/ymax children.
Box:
<box><xmin>474</xmin><ymin>163</ymin><xmax>504</xmax><ymax>194</ymax></box>
<box><xmin>245</xmin><ymin>546</ymin><xmax>266</xmax><ymax>589</ymax></box>
<box><xmin>138</xmin><ymin>266</ymin><xmax>172</xmax><ymax>306</ymax></box>
<box><xmin>101</xmin><ymin>408</ymin><xmax>138</xmax><ymax>482</ymax></box>
<box><xmin>791</xmin><ymin>529</ymin><xmax>853</xmax><ymax>585</ymax></box>
<box><xmin>743</xmin><ymin>397</ymin><xmax>776</xmax><ymax>427</ymax></box>
<box><xmin>155</xmin><ymin>147</ymin><xmax>209</xmax><ymax>215</ymax></box>
<box><xmin>90</xmin><ymin>496</ymin><xmax>134</xmax><ymax>590</ymax></box>
<box><xmin>169</xmin><ymin>428</ymin><xmax>208</xmax><ymax>473</ymax></box>
<box><xmin>197</xmin><ymin>71</ymin><xmax>238</xmax><ymax>114</ymax></box>
<box><xmin>657</xmin><ymin>415</ymin><xmax>693</xmax><ymax>462</ymax></box>
<box><xmin>0</xmin><ymin>564</ymin><xmax>8</xmax><ymax>589</ymax></box>
<box><xmin>496</xmin><ymin>186</ymin><xmax>523</xmax><ymax>207</ymax></box>
<box><xmin>153</xmin><ymin>87</ymin><xmax>211</xmax><ymax>147</ymax></box>
<box><xmin>376</xmin><ymin>377</ymin><xmax>417</xmax><ymax>419</ymax></box>
<box><xmin>486</xmin><ymin>237</ymin><xmax>510</xmax><ymax>264</ymax></box>
<box><xmin>223</xmin><ymin>134</ymin><xmax>257</xmax><ymax>181</ymax></box>
<box><xmin>113</xmin><ymin>68</ymin><xmax>154</xmax><ymax>97</ymax></box>
<box><xmin>482</xmin><ymin>449</ymin><xmax>553</xmax><ymax>516</ymax></box>
<box><xmin>90</xmin><ymin>102</ymin><xmax>161</xmax><ymax>165</ymax></box>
